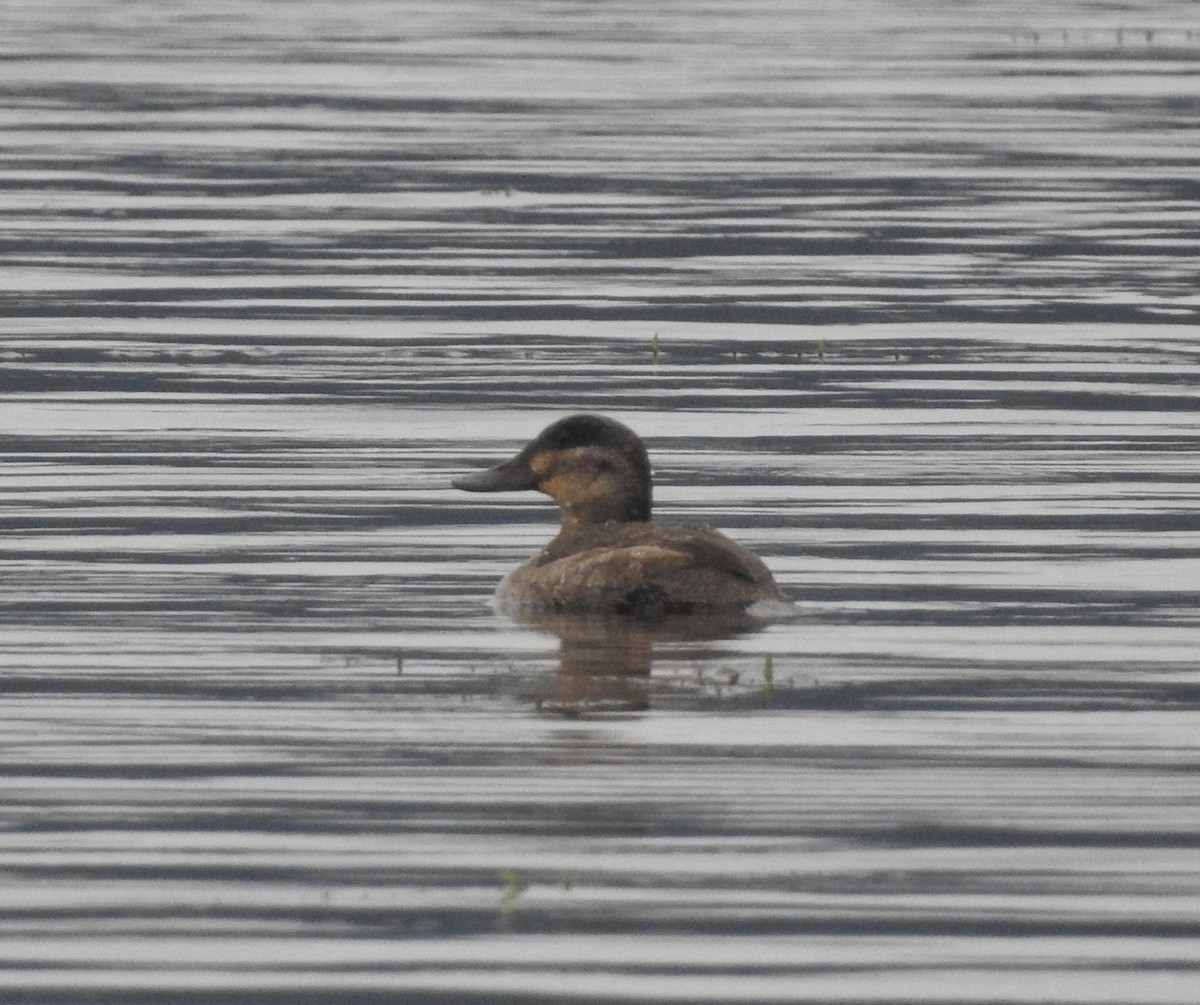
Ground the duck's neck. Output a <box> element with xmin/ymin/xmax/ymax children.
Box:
<box><xmin>558</xmin><ymin>489</ymin><xmax>650</xmax><ymax>534</ymax></box>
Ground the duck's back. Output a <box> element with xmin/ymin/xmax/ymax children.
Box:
<box><xmin>497</xmin><ymin>522</ymin><xmax>787</xmax><ymax>616</ymax></box>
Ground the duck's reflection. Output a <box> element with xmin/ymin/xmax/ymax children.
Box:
<box><xmin>514</xmin><ymin>608</ymin><xmax>774</xmax><ymax>714</ymax></box>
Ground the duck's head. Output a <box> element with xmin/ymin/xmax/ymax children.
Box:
<box><xmin>454</xmin><ymin>414</ymin><xmax>652</xmax><ymax>530</ymax></box>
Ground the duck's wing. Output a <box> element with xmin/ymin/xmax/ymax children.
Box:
<box><xmin>645</xmin><ymin>525</ymin><xmax>778</xmax><ymax>587</ymax></box>
<box><xmin>537</xmin><ymin>523</ymin><xmax>778</xmax><ymax>587</ymax></box>
<box><xmin>507</xmin><ymin>523</ymin><xmax>785</xmax><ymax>615</ymax></box>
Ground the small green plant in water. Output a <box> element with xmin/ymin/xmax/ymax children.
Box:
<box><xmin>762</xmin><ymin>655</ymin><xmax>775</xmax><ymax>701</ymax></box>
<box><xmin>816</xmin><ymin>339</ymin><xmax>826</xmax><ymax>361</ymax></box>
<box><xmin>498</xmin><ymin>870</ymin><xmax>527</xmax><ymax>917</ymax></box>
<box><xmin>650</xmin><ymin>332</ymin><xmax>660</xmax><ymax>363</ymax></box>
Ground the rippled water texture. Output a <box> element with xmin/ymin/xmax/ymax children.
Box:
<box><xmin>3</xmin><ymin>1</ymin><xmax>1200</xmax><ymax>1003</ymax></box>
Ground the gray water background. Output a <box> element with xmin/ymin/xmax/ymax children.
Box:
<box><xmin>3</xmin><ymin>1</ymin><xmax>1200</xmax><ymax>1002</ymax></box>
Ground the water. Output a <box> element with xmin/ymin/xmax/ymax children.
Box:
<box><xmin>3</xmin><ymin>2</ymin><xmax>1200</xmax><ymax>1002</ymax></box>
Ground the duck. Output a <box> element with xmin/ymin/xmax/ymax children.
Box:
<box><xmin>453</xmin><ymin>414</ymin><xmax>790</xmax><ymax>617</ymax></box>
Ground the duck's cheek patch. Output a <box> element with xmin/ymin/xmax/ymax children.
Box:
<box><xmin>531</xmin><ymin>452</ymin><xmax>583</xmax><ymax>503</ymax></box>
<box><xmin>537</xmin><ymin>473</ymin><xmax>560</xmax><ymax>498</ymax></box>
<box><xmin>528</xmin><ymin>452</ymin><xmax>554</xmax><ymax>480</ymax></box>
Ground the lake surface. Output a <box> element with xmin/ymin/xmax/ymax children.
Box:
<box><xmin>2</xmin><ymin>1</ymin><xmax>1200</xmax><ymax>1002</ymax></box>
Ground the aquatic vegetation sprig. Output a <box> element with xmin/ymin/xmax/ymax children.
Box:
<box><xmin>497</xmin><ymin>869</ymin><xmax>527</xmax><ymax>917</ymax></box>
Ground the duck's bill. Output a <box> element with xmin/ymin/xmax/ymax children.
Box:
<box><xmin>453</xmin><ymin>458</ymin><xmax>537</xmax><ymax>492</ymax></box>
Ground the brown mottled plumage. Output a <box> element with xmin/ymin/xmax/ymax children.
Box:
<box><xmin>454</xmin><ymin>414</ymin><xmax>789</xmax><ymax>616</ymax></box>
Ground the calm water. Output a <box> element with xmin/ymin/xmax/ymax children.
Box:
<box><xmin>3</xmin><ymin>2</ymin><xmax>1200</xmax><ymax>1003</ymax></box>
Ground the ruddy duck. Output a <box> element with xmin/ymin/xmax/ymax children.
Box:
<box><xmin>454</xmin><ymin>414</ymin><xmax>790</xmax><ymax>616</ymax></box>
